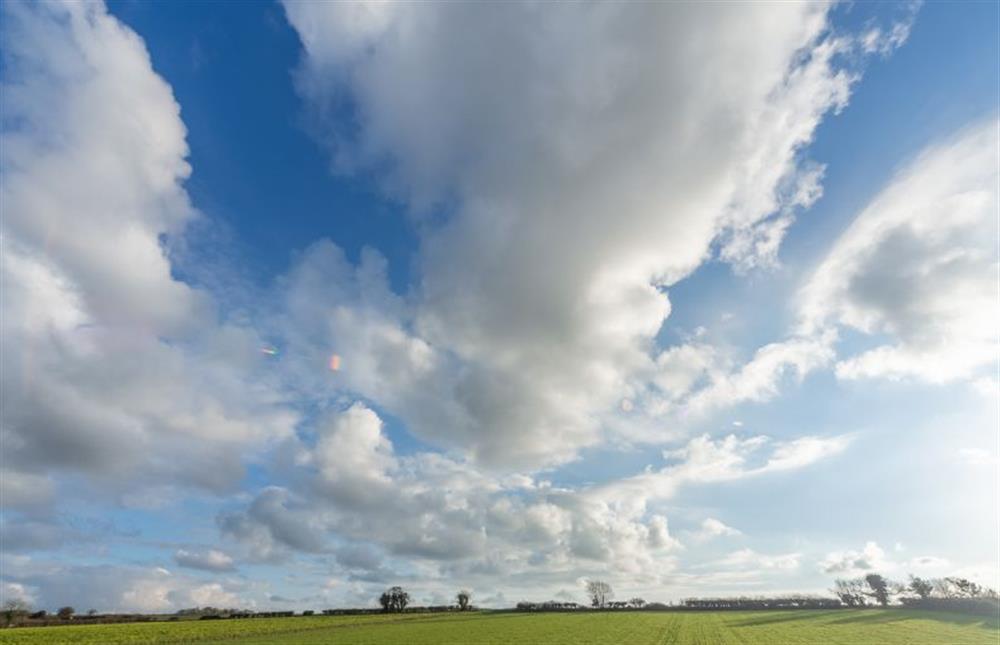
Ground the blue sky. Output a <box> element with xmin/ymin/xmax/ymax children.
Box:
<box><xmin>1</xmin><ymin>0</ymin><xmax>997</xmax><ymax>612</ymax></box>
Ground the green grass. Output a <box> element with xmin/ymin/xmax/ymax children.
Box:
<box><xmin>0</xmin><ymin>610</ymin><xmax>996</xmax><ymax>644</ymax></box>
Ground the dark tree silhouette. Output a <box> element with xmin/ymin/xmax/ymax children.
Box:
<box><xmin>629</xmin><ymin>598</ymin><xmax>646</xmax><ymax>608</ymax></box>
<box><xmin>833</xmin><ymin>578</ymin><xmax>867</xmax><ymax>607</ymax></box>
<box><xmin>456</xmin><ymin>590</ymin><xmax>471</xmax><ymax>611</ymax></box>
<box><xmin>864</xmin><ymin>574</ymin><xmax>892</xmax><ymax>607</ymax></box>
<box><xmin>379</xmin><ymin>586</ymin><xmax>410</xmax><ymax>613</ymax></box>
<box><xmin>57</xmin><ymin>606</ymin><xmax>76</xmax><ymax>620</ymax></box>
<box><xmin>908</xmin><ymin>575</ymin><xmax>933</xmax><ymax>599</ymax></box>
<box><xmin>586</xmin><ymin>580</ymin><xmax>613</xmax><ymax>608</ymax></box>
<box><xmin>943</xmin><ymin>577</ymin><xmax>993</xmax><ymax>598</ymax></box>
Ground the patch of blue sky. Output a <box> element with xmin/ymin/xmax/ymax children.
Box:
<box><xmin>107</xmin><ymin>0</ymin><xmax>418</xmax><ymax>296</ymax></box>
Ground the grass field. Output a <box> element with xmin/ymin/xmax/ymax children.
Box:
<box><xmin>0</xmin><ymin>609</ymin><xmax>996</xmax><ymax>644</ymax></box>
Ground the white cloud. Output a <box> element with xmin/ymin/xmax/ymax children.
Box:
<box><xmin>658</xmin><ymin>334</ymin><xmax>836</xmax><ymax>418</ymax></box>
<box><xmin>821</xmin><ymin>541</ymin><xmax>956</xmax><ymax>580</ymax></box>
<box><xmin>591</xmin><ymin>432</ymin><xmax>850</xmax><ymax>505</ymax></box>
<box><xmin>310</xmin><ymin>403</ymin><xmax>399</xmax><ymax>508</ymax></box>
<box><xmin>174</xmin><ymin>549</ymin><xmax>237</xmax><ymax>573</ymax></box>
<box><xmin>716</xmin><ymin>548</ymin><xmax>801</xmax><ymax>571</ymax></box>
<box><xmin>1</xmin><ymin>582</ymin><xmax>36</xmax><ymax>606</ymax></box>
<box><xmin>799</xmin><ymin>120</ymin><xmax>999</xmax><ymax>384</ymax></box>
<box><xmin>692</xmin><ymin>518</ymin><xmax>743</xmax><ymax>542</ymax></box>
<box><xmin>223</xmin><ymin>405</ymin><xmax>847</xmax><ymax>588</ymax></box>
<box><xmin>821</xmin><ymin>541</ymin><xmax>888</xmax><ymax>574</ymax></box>
<box><xmin>1</xmin><ymin>559</ymin><xmax>247</xmax><ymax>613</ymax></box>
<box><xmin>958</xmin><ymin>448</ymin><xmax>1000</xmax><ymax>467</ymax></box>
<box><xmin>0</xmin><ymin>0</ymin><xmax>296</xmax><ymax>497</ymax></box>
<box><xmin>279</xmin><ymin>1</ymin><xmax>891</xmax><ymax>468</ymax></box>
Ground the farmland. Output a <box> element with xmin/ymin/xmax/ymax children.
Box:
<box><xmin>0</xmin><ymin>610</ymin><xmax>996</xmax><ymax>644</ymax></box>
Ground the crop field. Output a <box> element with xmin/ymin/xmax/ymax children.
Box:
<box><xmin>0</xmin><ymin>610</ymin><xmax>996</xmax><ymax>644</ymax></box>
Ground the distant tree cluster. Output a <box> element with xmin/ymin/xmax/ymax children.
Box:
<box><xmin>2</xmin><ymin>601</ymin><xmax>84</xmax><ymax>627</ymax></box>
<box><xmin>378</xmin><ymin>586</ymin><xmax>410</xmax><ymax>613</ymax></box>
<box><xmin>515</xmin><ymin>601</ymin><xmax>584</xmax><ymax>611</ymax></box>
<box><xmin>833</xmin><ymin>573</ymin><xmax>998</xmax><ymax>615</ymax></box>
<box><xmin>3</xmin><ymin>600</ymin><xmax>30</xmax><ymax>627</ymax></box>
<box><xmin>683</xmin><ymin>596</ymin><xmax>841</xmax><ymax>610</ymax></box>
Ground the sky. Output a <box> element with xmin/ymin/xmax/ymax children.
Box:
<box><xmin>0</xmin><ymin>0</ymin><xmax>997</xmax><ymax>613</ymax></box>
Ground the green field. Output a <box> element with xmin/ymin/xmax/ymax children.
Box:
<box><xmin>0</xmin><ymin>610</ymin><xmax>996</xmax><ymax>644</ymax></box>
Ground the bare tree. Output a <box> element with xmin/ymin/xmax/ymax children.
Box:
<box><xmin>945</xmin><ymin>577</ymin><xmax>990</xmax><ymax>598</ymax></box>
<box><xmin>3</xmin><ymin>600</ymin><xmax>30</xmax><ymax>626</ymax></box>
<box><xmin>833</xmin><ymin>578</ymin><xmax>867</xmax><ymax>607</ymax></box>
<box><xmin>586</xmin><ymin>580</ymin><xmax>613</xmax><ymax>609</ymax></box>
<box><xmin>629</xmin><ymin>597</ymin><xmax>646</xmax><ymax>608</ymax></box>
<box><xmin>456</xmin><ymin>590</ymin><xmax>471</xmax><ymax>611</ymax></box>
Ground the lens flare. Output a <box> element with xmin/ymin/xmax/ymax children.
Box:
<box><xmin>329</xmin><ymin>354</ymin><xmax>341</xmax><ymax>371</ymax></box>
<box><xmin>260</xmin><ymin>347</ymin><xmax>278</xmax><ymax>356</ymax></box>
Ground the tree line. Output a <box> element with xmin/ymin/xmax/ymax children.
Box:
<box><xmin>832</xmin><ymin>574</ymin><xmax>998</xmax><ymax>616</ymax></box>
<box><xmin>377</xmin><ymin>587</ymin><xmax>475</xmax><ymax>613</ymax></box>
<box><xmin>5</xmin><ymin>572</ymin><xmax>997</xmax><ymax>629</ymax></box>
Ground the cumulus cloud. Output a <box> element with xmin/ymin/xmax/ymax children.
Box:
<box><xmin>820</xmin><ymin>541</ymin><xmax>955</xmax><ymax>579</ymax></box>
<box><xmin>799</xmin><ymin>120</ymin><xmax>999</xmax><ymax>384</ymax></box>
<box><xmin>223</xmin><ymin>404</ymin><xmax>847</xmax><ymax>586</ymax></box>
<box><xmin>219</xmin><ymin>487</ymin><xmax>330</xmax><ymax>562</ymax></box>
<box><xmin>821</xmin><ymin>541</ymin><xmax>888</xmax><ymax>574</ymax></box>
<box><xmin>715</xmin><ymin>548</ymin><xmax>801</xmax><ymax>571</ymax></box>
<box><xmin>2</xmin><ymin>0</ymin><xmax>945</xmax><ymax>611</ymax></box>
<box><xmin>638</xmin><ymin>334</ymin><xmax>836</xmax><ymax>423</ymax></box>
<box><xmin>0</xmin><ymin>0</ymin><xmax>296</xmax><ymax>498</ymax></box>
<box><xmin>174</xmin><ymin>549</ymin><xmax>237</xmax><ymax>573</ymax></box>
<box><xmin>691</xmin><ymin>518</ymin><xmax>743</xmax><ymax>542</ymax></box>
<box><xmin>1</xmin><ymin>582</ymin><xmax>36</xmax><ymax>605</ymax></box>
<box><xmin>279</xmin><ymin>1</ymin><xmax>898</xmax><ymax>468</ymax></box>
<box><xmin>1</xmin><ymin>558</ymin><xmax>244</xmax><ymax>613</ymax></box>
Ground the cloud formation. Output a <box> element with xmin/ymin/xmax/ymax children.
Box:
<box><xmin>174</xmin><ymin>549</ymin><xmax>237</xmax><ymax>573</ymax></box>
<box><xmin>1</xmin><ymin>558</ymin><xmax>243</xmax><ymax>613</ymax></box>
<box><xmin>799</xmin><ymin>120</ymin><xmax>999</xmax><ymax>384</ymax></box>
<box><xmin>221</xmin><ymin>404</ymin><xmax>848</xmax><ymax>588</ymax></box>
<box><xmin>0</xmin><ymin>0</ymin><xmax>296</xmax><ymax>503</ymax></box>
<box><xmin>280</xmin><ymin>1</ymin><xmax>897</xmax><ymax>468</ymax></box>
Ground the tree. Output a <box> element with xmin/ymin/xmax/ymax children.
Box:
<box><xmin>3</xmin><ymin>599</ymin><xmax>30</xmax><ymax>626</ymax></box>
<box><xmin>456</xmin><ymin>590</ymin><xmax>471</xmax><ymax>611</ymax></box>
<box><xmin>946</xmin><ymin>577</ymin><xmax>985</xmax><ymax>598</ymax></box>
<box><xmin>908</xmin><ymin>575</ymin><xmax>934</xmax><ymax>600</ymax></box>
<box><xmin>833</xmin><ymin>578</ymin><xmax>867</xmax><ymax>607</ymax></box>
<box><xmin>57</xmin><ymin>606</ymin><xmax>76</xmax><ymax>620</ymax></box>
<box><xmin>379</xmin><ymin>586</ymin><xmax>410</xmax><ymax>613</ymax></box>
<box><xmin>864</xmin><ymin>574</ymin><xmax>892</xmax><ymax>607</ymax></box>
<box><xmin>629</xmin><ymin>597</ymin><xmax>646</xmax><ymax>608</ymax></box>
<box><xmin>586</xmin><ymin>580</ymin><xmax>613</xmax><ymax>609</ymax></box>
